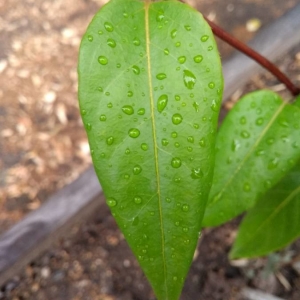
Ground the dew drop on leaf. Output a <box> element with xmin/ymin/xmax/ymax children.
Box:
<box><xmin>175</xmin><ymin>42</ymin><xmax>181</xmax><ymax>47</ymax></box>
<box><xmin>133</xmin><ymin>165</ymin><xmax>142</xmax><ymax>175</ymax></box>
<box><xmin>98</xmin><ymin>56</ymin><xmax>108</xmax><ymax>65</ymax></box>
<box><xmin>175</xmin><ymin>95</ymin><xmax>181</xmax><ymax>101</ymax></box>
<box><xmin>191</xmin><ymin>168</ymin><xmax>203</xmax><ymax>179</ymax></box>
<box><xmin>122</xmin><ymin>105</ymin><xmax>134</xmax><ymax>115</ymax></box>
<box><xmin>100</xmin><ymin>114</ymin><xmax>106</xmax><ymax>121</ymax></box>
<box><xmin>240</xmin><ymin>116</ymin><xmax>247</xmax><ymax>124</ymax></box>
<box><xmin>178</xmin><ymin>56</ymin><xmax>186</xmax><ymax>64</ymax></box>
<box><xmin>267</xmin><ymin>138</ymin><xmax>275</xmax><ymax>145</ymax></box>
<box><xmin>156</xmin><ymin>73</ymin><xmax>167</xmax><ymax>80</ymax></box>
<box><xmin>107</xmin><ymin>38</ymin><xmax>116</xmax><ymax>48</ymax></box>
<box><xmin>171</xmin><ymin>29</ymin><xmax>177</xmax><ymax>39</ymax></box>
<box><xmin>86</xmin><ymin>123</ymin><xmax>92</xmax><ymax>131</ymax></box>
<box><xmin>132</xmin><ymin>216</ymin><xmax>140</xmax><ymax>226</ymax></box>
<box><xmin>138</xmin><ymin>108</ymin><xmax>145</xmax><ymax>115</ymax></box>
<box><xmin>104</xmin><ymin>21</ymin><xmax>114</xmax><ymax>32</ymax></box>
<box><xmin>208</xmin><ymin>82</ymin><xmax>215</xmax><ymax>89</ymax></box>
<box><xmin>184</xmin><ymin>25</ymin><xmax>191</xmax><ymax>31</ymax></box>
<box><xmin>172</xmin><ymin>113</ymin><xmax>183</xmax><ymax>125</ymax></box>
<box><xmin>171</xmin><ymin>132</ymin><xmax>178</xmax><ymax>138</ymax></box>
<box><xmin>201</xmin><ymin>35</ymin><xmax>209</xmax><ymax>42</ymax></box>
<box><xmin>88</xmin><ymin>35</ymin><xmax>93</xmax><ymax>42</ymax></box>
<box><xmin>183</xmin><ymin>70</ymin><xmax>196</xmax><ymax>90</ymax></box>
<box><xmin>194</xmin><ymin>55</ymin><xmax>203</xmax><ymax>63</ymax></box>
<box><xmin>241</xmin><ymin>130</ymin><xmax>250</xmax><ymax>138</ymax></box>
<box><xmin>268</xmin><ymin>158</ymin><xmax>279</xmax><ymax>170</ymax></box>
<box><xmin>106</xmin><ymin>136</ymin><xmax>114</xmax><ymax>145</ymax></box>
<box><xmin>132</xmin><ymin>65</ymin><xmax>140</xmax><ymax>75</ymax></box>
<box><xmin>199</xmin><ymin>138</ymin><xmax>206</xmax><ymax>147</ymax></box>
<box><xmin>162</xmin><ymin>138</ymin><xmax>169</xmax><ymax>146</ymax></box>
<box><xmin>156</xmin><ymin>9</ymin><xmax>165</xmax><ymax>22</ymax></box>
<box><xmin>134</xmin><ymin>196</ymin><xmax>142</xmax><ymax>204</ymax></box>
<box><xmin>81</xmin><ymin>109</ymin><xmax>87</xmax><ymax>115</ymax></box>
<box><xmin>171</xmin><ymin>157</ymin><xmax>182</xmax><ymax>168</ymax></box>
<box><xmin>182</xmin><ymin>204</ymin><xmax>189</xmax><ymax>212</ymax></box>
<box><xmin>127</xmin><ymin>91</ymin><xmax>133</xmax><ymax>97</ymax></box>
<box><xmin>133</xmin><ymin>37</ymin><xmax>141</xmax><ymax>46</ymax></box>
<box><xmin>187</xmin><ymin>136</ymin><xmax>194</xmax><ymax>143</ymax></box>
<box><xmin>107</xmin><ymin>198</ymin><xmax>117</xmax><ymax>207</ymax></box>
<box><xmin>243</xmin><ymin>183</ymin><xmax>251</xmax><ymax>192</ymax></box>
<box><xmin>128</xmin><ymin>128</ymin><xmax>140</xmax><ymax>138</ymax></box>
<box><xmin>164</xmin><ymin>48</ymin><xmax>170</xmax><ymax>55</ymax></box>
<box><xmin>141</xmin><ymin>143</ymin><xmax>148</xmax><ymax>151</ymax></box>
<box><xmin>157</xmin><ymin>94</ymin><xmax>168</xmax><ymax>113</ymax></box>
<box><xmin>211</xmin><ymin>100</ymin><xmax>218</xmax><ymax>112</ymax></box>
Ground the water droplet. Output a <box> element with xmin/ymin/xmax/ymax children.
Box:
<box><xmin>208</xmin><ymin>45</ymin><xmax>213</xmax><ymax>51</ymax></box>
<box><xmin>124</xmin><ymin>174</ymin><xmax>130</xmax><ymax>179</ymax></box>
<box><xmin>107</xmin><ymin>38</ymin><xmax>116</xmax><ymax>48</ymax></box>
<box><xmin>171</xmin><ymin>157</ymin><xmax>182</xmax><ymax>168</ymax></box>
<box><xmin>86</xmin><ymin>123</ymin><xmax>92</xmax><ymax>131</ymax></box>
<box><xmin>187</xmin><ymin>146</ymin><xmax>193</xmax><ymax>152</ymax></box>
<box><xmin>174</xmin><ymin>177</ymin><xmax>181</xmax><ymax>183</ymax></box>
<box><xmin>138</xmin><ymin>108</ymin><xmax>145</xmax><ymax>115</ymax></box>
<box><xmin>208</xmin><ymin>82</ymin><xmax>215</xmax><ymax>89</ymax></box>
<box><xmin>211</xmin><ymin>100</ymin><xmax>218</xmax><ymax>112</ymax></box>
<box><xmin>194</xmin><ymin>123</ymin><xmax>200</xmax><ymax>129</ymax></box>
<box><xmin>107</xmin><ymin>198</ymin><xmax>117</xmax><ymax>207</ymax></box>
<box><xmin>98</xmin><ymin>30</ymin><xmax>103</xmax><ymax>35</ymax></box>
<box><xmin>128</xmin><ymin>128</ymin><xmax>140</xmax><ymax>138</ymax></box>
<box><xmin>175</xmin><ymin>42</ymin><xmax>181</xmax><ymax>47</ymax></box>
<box><xmin>171</xmin><ymin>132</ymin><xmax>178</xmax><ymax>138</ymax></box>
<box><xmin>255</xmin><ymin>149</ymin><xmax>265</xmax><ymax>156</ymax></box>
<box><xmin>166</xmin><ymin>198</ymin><xmax>171</xmax><ymax>203</ymax></box>
<box><xmin>134</xmin><ymin>196</ymin><xmax>142</xmax><ymax>204</ymax></box>
<box><xmin>264</xmin><ymin>180</ymin><xmax>272</xmax><ymax>188</ymax></box>
<box><xmin>243</xmin><ymin>183</ymin><xmax>251</xmax><ymax>192</ymax></box>
<box><xmin>171</xmin><ymin>29</ymin><xmax>177</xmax><ymax>39</ymax></box>
<box><xmin>107</xmin><ymin>102</ymin><xmax>113</xmax><ymax>108</ymax></box>
<box><xmin>191</xmin><ymin>168</ymin><xmax>203</xmax><ymax>179</ymax></box>
<box><xmin>182</xmin><ymin>204</ymin><xmax>189</xmax><ymax>212</ymax></box>
<box><xmin>123</xmin><ymin>12</ymin><xmax>128</xmax><ymax>18</ymax></box>
<box><xmin>231</xmin><ymin>139</ymin><xmax>241</xmax><ymax>152</ymax></box>
<box><xmin>162</xmin><ymin>138</ymin><xmax>169</xmax><ymax>146</ymax></box>
<box><xmin>116</xmin><ymin>63</ymin><xmax>121</xmax><ymax>68</ymax></box>
<box><xmin>156</xmin><ymin>9</ymin><xmax>164</xmax><ymax>22</ymax></box>
<box><xmin>178</xmin><ymin>56</ymin><xmax>186</xmax><ymax>64</ymax></box>
<box><xmin>127</xmin><ymin>91</ymin><xmax>133</xmax><ymax>97</ymax></box>
<box><xmin>164</xmin><ymin>48</ymin><xmax>170</xmax><ymax>55</ymax></box>
<box><xmin>105</xmin><ymin>92</ymin><xmax>110</xmax><ymax>96</ymax></box>
<box><xmin>98</xmin><ymin>56</ymin><xmax>108</xmax><ymax>65</ymax></box>
<box><xmin>240</xmin><ymin>116</ymin><xmax>247</xmax><ymax>124</ymax></box>
<box><xmin>241</xmin><ymin>130</ymin><xmax>250</xmax><ymax>138</ymax></box>
<box><xmin>155</xmin><ymin>73</ymin><xmax>167</xmax><ymax>81</ymax></box>
<box><xmin>199</xmin><ymin>138</ymin><xmax>206</xmax><ymax>147</ymax></box>
<box><xmin>132</xmin><ymin>65</ymin><xmax>140</xmax><ymax>75</ymax></box>
<box><xmin>183</xmin><ymin>70</ymin><xmax>196</xmax><ymax>90</ymax></box>
<box><xmin>267</xmin><ymin>138</ymin><xmax>275</xmax><ymax>145</ymax></box>
<box><xmin>81</xmin><ymin>109</ymin><xmax>87</xmax><ymax>115</ymax></box>
<box><xmin>184</xmin><ymin>25</ymin><xmax>191</xmax><ymax>31</ymax></box>
<box><xmin>201</xmin><ymin>35</ymin><xmax>209</xmax><ymax>42</ymax></box>
<box><xmin>141</xmin><ymin>143</ymin><xmax>148</xmax><ymax>151</ymax></box>
<box><xmin>183</xmin><ymin>227</ymin><xmax>189</xmax><ymax>232</ymax></box>
<box><xmin>88</xmin><ymin>35</ymin><xmax>93</xmax><ymax>42</ymax></box>
<box><xmin>187</xmin><ymin>136</ymin><xmax>194</xmax><ymax>143</ymax></box>
<box><xmin>173</xmin><ymin>276</ymin><xmax>178</xmax><ymax>281</ymax></box>
<box><xmin>157</xmin><ymin>94</ymin><xmax>168</xmax><ymax>113</ymax></box>
<box><xmin>268</xmin><ymin>158</ymin><xmax>279</xmax><ymax>170</ymax></box>
<box><xmin>172</xmin><ymin>113</ymin><xmax>183</xmax><ymax>125</ymax></box>
<box><xmin>194</xmin><ymin>55</ymin><xmax>203</xmax><ymax>63</ymax></box>
<box><xmin>122</xmin><ymin>105</ymin><xmax>134</xmax><ymax>115</ymax></box>
<box><xmin>133</xmin><ymin>37</ymin><xmax>141</xmax><ymax>46</ymax></box>
<box><xmin>125</xmin><ymin>148</ymin><xmax>130</xmax><ymax>155</ymax></box>
<box><xmin>106</xmin><ymin>136</ymin><xmax>114</xmax><ymax>145</ymax></box>
<box><xmin>132</xmin><ymin>216</ymin><xmax>140</xmax><ymax>226</ymax></box>
<box><xmin>256</xmin><ymin>117</ymin><xmax>265</xmax><ymax>126</ymax></box>
<box><xmin>174</xmin><ymin>142</ymin><xmax>180</xmax><ymax>148</ymax></box>
<box><xmin>104</xmin><ymin>21</ymin><xmax>114</xmax><ymax>32</ymax></box>
<box><xmin>175</xmin><ymin>95</ymin><xmax>181</xmax><ymax>101</ymax></box>
<box><xmin>133</xmin><ymin>165</ymin><xmax>142</xmax><ymax>175</ymax></box>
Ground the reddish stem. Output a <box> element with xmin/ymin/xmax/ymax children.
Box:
<box><xmin>204</xmin><ymin>17</ymin><xmax>300</xmax><ymax>97</ymax></box>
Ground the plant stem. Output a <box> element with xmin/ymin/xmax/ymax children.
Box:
<box><xmin>204</xmin><ymin>17</ymin><xmax>300</xmax><ymax>97</ymax></box>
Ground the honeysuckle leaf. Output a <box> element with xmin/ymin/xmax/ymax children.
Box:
<box><xmin>78</xmin><ymin>0</ymin><xmax>223</xmax><ymax>299</ymax></box>
<box><xmin>203</xmin><ymin>90</ymin><xmax>300</xmax><ymax>227</ymax></box>
<box><xmin>230</xmin><ymin>161</ymin><xmax>300</xmax><ymax>259</ymax></box>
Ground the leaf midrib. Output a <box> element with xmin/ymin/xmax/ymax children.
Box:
<box><xmin>144</xmin><ymin>1</ymin><xmax>168</xmax><ymax>297</ymax></box>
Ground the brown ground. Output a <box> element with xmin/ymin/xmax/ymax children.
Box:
<box><xmin>1</xmin><ymin>0</ymin><xmax>300</xmax><ymax>299</ymax></box>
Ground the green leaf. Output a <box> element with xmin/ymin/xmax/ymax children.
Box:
<box><xmin>78</xmin><ymin>0</ymin><xmax>223</xmax><ymax>299</ymax></box>
<box><xmin>203</xmin><ymin>90</ymin><xmax>300</xmax><ymax>227</ymax></box>
<box><xmin>230</xmin><ymin>161</ymin><xmax>300</xmax><ymax>259</ymax></box>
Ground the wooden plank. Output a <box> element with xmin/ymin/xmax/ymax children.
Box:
<box><xmin>1</xmin><ymin>2</ymin><xmax>300</xmax><ymax>287</ymax></box>
<box><xmin>0</xmin><ymin>167</ymin><xmax>103</xmax><ymax>286</ymax></box>
<box><xmin>222</xmin><ymin>3</ymin><xmax>300</xmax><ymax>101</ymax></box>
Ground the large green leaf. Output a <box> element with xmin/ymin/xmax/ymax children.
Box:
<box><xmin>78</xmin><ymin>0</ymin><xmax>223</xmax><ymax>299</ymax></box>
<box><xmin>203</xmin><ymin>90</ymin><xmax>300</xmax><ymax>227</ymax></box>
<box><xmin>230</xmin><ymin>161</ymin><xmax>300</xmax><ymax>259</ymax></box>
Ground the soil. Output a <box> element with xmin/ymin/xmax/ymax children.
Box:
<box><xmin>1</xmin><ymin>0</ymin><xmax>300</xmax><ymax>299</ymax></box>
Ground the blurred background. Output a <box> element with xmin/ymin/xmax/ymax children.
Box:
<box><xmin>0</xmin><ymin>0</ymin><xmax>300</xmax><ymax>299</ymax></box>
